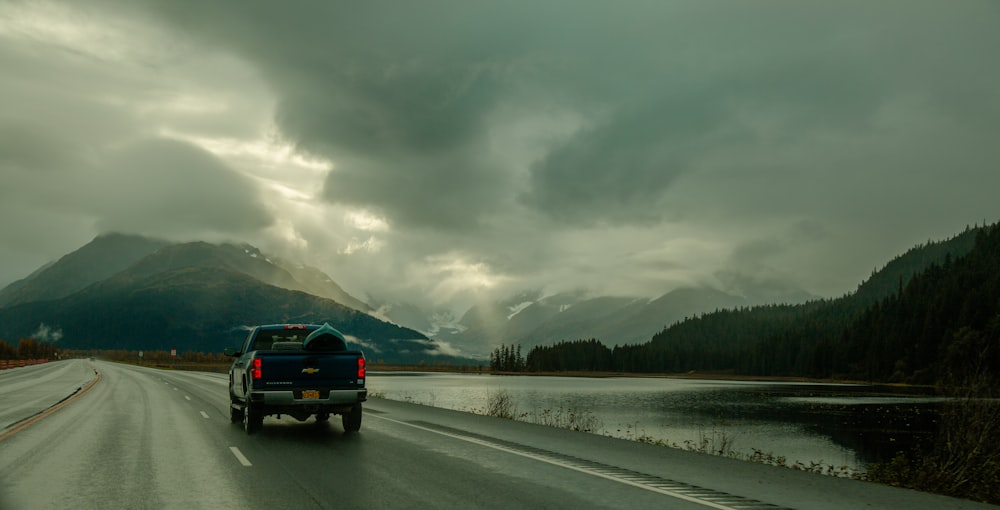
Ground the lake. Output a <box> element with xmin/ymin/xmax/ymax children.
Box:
<box><xmin>367</xmin><ymin>372</ymin><xmax>945</xmax><ymax>474</ymax></box>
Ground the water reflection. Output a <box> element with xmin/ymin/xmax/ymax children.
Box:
<box><xmin>368</xmin><ymin>372</ymin><xmax>943</xmax><ymax>473</ymax></box>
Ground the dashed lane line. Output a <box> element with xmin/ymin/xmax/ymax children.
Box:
<box><xmin>229</xmin><ymin>446</ymin><xmax>252</xmax><ymax>467</ymax></box>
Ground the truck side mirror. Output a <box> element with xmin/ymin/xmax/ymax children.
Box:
<box><xmin>224</xmin><ymin>347</ymin><xmax>241</xmax><ymax>357</ymax></box>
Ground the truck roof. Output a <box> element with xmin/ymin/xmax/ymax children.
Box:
<box><xmin>255</xmin><ymin>324</ymin><xmax>320</xmax><ymax>331</ymax></box>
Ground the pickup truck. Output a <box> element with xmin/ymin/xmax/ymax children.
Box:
<box><xmin>225</xmin><ymin>323</ymin><xmax>367</xmax><ymax>434</ymax></box>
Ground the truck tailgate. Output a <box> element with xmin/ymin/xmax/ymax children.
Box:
<box><xmin>250</xmin><ymin>351</ymin><xmax>364</xmax><ymax>390</ymax></box>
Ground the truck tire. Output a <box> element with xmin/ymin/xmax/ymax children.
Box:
<box><xmin>230</xmin><ymin>403</ymin><xmax>244</xmax><ymax>423</ymax></box>
<box><xmin>244</xmin><ymin>402</ymin><xmax>263</xmax><ymax>434</ymax></box>
<box><xmin>342</xmin><ymin>404</ymin><xmax>362</xmax><ymax>433</ymax></box>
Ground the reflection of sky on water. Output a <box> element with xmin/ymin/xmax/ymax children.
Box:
<box><xmin>368</xmin><ymin>373</ymin><xmax>943</xmax><ymax>473</ymax></box>
<box><xmin>783</xmin><ymin>396</ymin><xmax>947</xmax><ymax>405</ymax></box>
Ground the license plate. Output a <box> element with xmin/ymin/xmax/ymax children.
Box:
<box><xmin>301</xmin><ymin>390</ymin><xmax>319</xmax><ymax>399</ymax></box>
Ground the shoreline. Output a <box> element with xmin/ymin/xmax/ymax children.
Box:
<box><xmin>368</xmin><ymin>365</ymin><xmax>940</xmax><ymax>394</ymax></box>
<box><xmin>369</xmin><ymin>364</ymin><xmax>863</xmax><ymax>383</ymax></box>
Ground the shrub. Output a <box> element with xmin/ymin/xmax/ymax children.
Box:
<box><xmin>484</xmin><ymin>389</ymin><xmax>517</xmax><ymax>419</ymax></box>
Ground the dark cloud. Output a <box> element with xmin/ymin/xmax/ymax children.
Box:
<box><xmin>0</xmin><ymin>122</ymin><xmax>77</xmax><ymax>175</ymax></box>
<box><xmin>1</xmin><ymin>0</ymin><xmax>999</xmax><ymax>314</ymax></box>
<box><xmin>519</xmin><ymin>99</ymin><xmax>717</xmax><ymax>226</ymax></box>
<box><xmin>320</xmin><ymin>153</ymin><xmax>514</xmax><ymax>230</ymax></box>
<box><xmin>109</xmin><ymin>2</ymin><xmax>1000</xmax><ymax>229</ymax></box>
<box><xmin>87</xmin><ymin>138</ymin><xmax>273</xmax><ymax>238</ymax></box>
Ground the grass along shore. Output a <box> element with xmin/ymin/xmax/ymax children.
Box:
<box><xmin>463</xmin><ymin>387</ymin><xmax>998</xmax><ymax>505</ymax></box>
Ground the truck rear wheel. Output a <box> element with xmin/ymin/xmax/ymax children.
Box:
<box><xmin>342</xmin><ymin>404</ymin><xmax>362</xmax><ymax>433</ymax></box>
<box><xmin>244</xmin><ymin>402</ymin><xmax>263</xmax><ymax>434</ymax></box>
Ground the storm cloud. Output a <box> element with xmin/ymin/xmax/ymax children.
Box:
<box><xmin>1</xmin><ymin>0</ymin><xmax>998</xmax><ymax>315</ymax></box>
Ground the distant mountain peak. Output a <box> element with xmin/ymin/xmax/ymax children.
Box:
<box><xmin>0</xmin><ymin>235</ymin><xmax>471</xmax><ymax>364</ymax></box>
<box><xmin>0</xmin><ymin>233</ymin><xmax>170</xmax><ymax>307</ymax></box>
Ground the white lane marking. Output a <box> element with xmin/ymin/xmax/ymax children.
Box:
<box><xmin>173</xmin><ymin>387</ymin><xmax>178</xmax><ymax>391</ymax></box>
<box><xmin>229</xmin><ymin>447</ymin><xmax>252</xmax><ymax>467</ymax></box>
<box><xmin>184</xmin><ymin>395</ymin><xmax>191</xmax><ymax>401</ymax></box>
<box><xmin>200</xmin><ymin>411</ymin><xmax>210</xmax><ymax>419</ymax></box>
<box><xmin>371</xmin><ymin>415</ymin><xmax>741</xmax><ymax>510</ymax></box>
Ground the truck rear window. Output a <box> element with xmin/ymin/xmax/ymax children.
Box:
<box><xmin>253</xmin><ymin>331</ymin><xmax>309</xmax><ymax>351</ymax></box>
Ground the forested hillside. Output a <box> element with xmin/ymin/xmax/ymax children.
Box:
<box><xmin>844</xmin><ymin>225</ymin><xmax>1000</xmax><ymax>384</ymax></box>
<box><xmin>527</xmin><ymin>223</ymin><xmax>998</xmax><ymax>385</ymax></box>
<box><xmin>0</xmin><ymin>239</ymin><xmax>463</xmax><ymax>365</ymax></box>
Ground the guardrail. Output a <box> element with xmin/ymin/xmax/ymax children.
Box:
<box><xmin>0</xmin><ymin>359</ymin><xmax>49</xmax><ymax>370</ymax></box>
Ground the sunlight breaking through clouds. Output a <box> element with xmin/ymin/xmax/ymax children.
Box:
<box><xmin>159</xmin><ymin>129</ymin><xmax>332</xmax><ymax>174</ymax></box>
<box><xmin>1</xmin><ymin>0</ymin><xmax>998</xmax><ymax>317</ymax></box>
<box><xmin>340</xmin><ymin>236</ymin><xmax>384</xmax><ymax>256</ymax></box>
<box><xmin>425</xmin><ymin>254</ymin><xmax>508</xmax><ymax>297</ymax></box>
<box><xmin>345</xmin><ymin>210</ymin><xmax>389</xmax><ymax>232</ymax></box>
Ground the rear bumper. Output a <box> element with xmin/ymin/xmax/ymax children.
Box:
<box><xmin>251</xmin><ymin>388</ymin><xmax>367</xmax><ymax>406</ymax></box>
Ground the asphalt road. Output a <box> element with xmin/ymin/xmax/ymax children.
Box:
<box><xmin>0</xmin><ymin>360</ymin><xmax>993</xmax><ymax>510</ymax></box>
<box><xmin>0</xmin><ymin>358</ymin><xmax>97</xmax><ymax>432</ymax></box>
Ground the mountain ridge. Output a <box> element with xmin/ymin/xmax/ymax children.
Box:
<box><xmin>3</xmin><ymin>224</ymin><xmax>986</xmax><ymax>366</ymax></box>
<box><xmin>0</xmin><ymin>236</ymin><xmax>465</xmax><ymax>364</ymax></box>
<box><xmin>0</xmin><ymin>233</ymin><xmax>170</xmax><ymax>307</ymax></box>
<box><xmin>526</xmin><ymin>222</ymin><xmax>996</xmax><ymax>385</ymax></box>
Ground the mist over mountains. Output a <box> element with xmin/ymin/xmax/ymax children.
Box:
<box><xmin>0</xmin><ymin>223</ymin><xmax>987</xmax><ymax>366</ymax></box>
<box><xmin>0</xmin><ymin>234</ymin><xmax>450</xmax><ymax>364</ymax></box>
<box><xmin>0</xmin><ymin>232</ymin><xmax>813</xmax><ymax>360</ymax></box>
<box><xmin>440</xmin><ymin>288</ymin><xmax>751</xmax><ymax>357</ymax></box>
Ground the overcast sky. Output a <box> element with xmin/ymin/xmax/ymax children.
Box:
<box><xmin>2</xmin><ymin>1</ymin><xmax>998</xmax><ymax>314</ymax></box>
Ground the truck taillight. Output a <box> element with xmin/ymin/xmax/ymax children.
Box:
<box><xmin>251</xmin><ymin>357</ymin><xmax>263</xmax><ymax>380</ymax></box>
<box><xmin>357</xmin><ymin>357</ymin><xmax>366</xmax><ymax>379</ymax></box>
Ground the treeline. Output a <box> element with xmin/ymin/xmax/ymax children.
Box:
<box><xmin>524</xmin><ymin>222</ymin><xmax>1000</xmax><ymax>386</ymax></box>
<box><xmin>88</xmin><ymin>349</ymin><xmax>232</xmax><ymax>364</ymax></box>
<box><xmin>0</xmin><ymin>338</ymin><xmax>58</xmax><ymax>359</ymax></box>
<box><xmin>0</xmin><ymin>340</ymin><xmax>235</xmax><ymax>365</ymax></box>
<box><xmin>526</xmin><ymin>339</ymin><xmax>612</xmax><ymax>372</ymax></box>
<box><xmin>489</xmin><ymin>343</ymin><xmax>525</xmax><ymax>371</ymax></box>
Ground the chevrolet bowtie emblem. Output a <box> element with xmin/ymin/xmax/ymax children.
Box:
<box><xmin>302</xmin><ymin>367</ymin><xmax>320</xmax><ymax>374</ymax></box>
